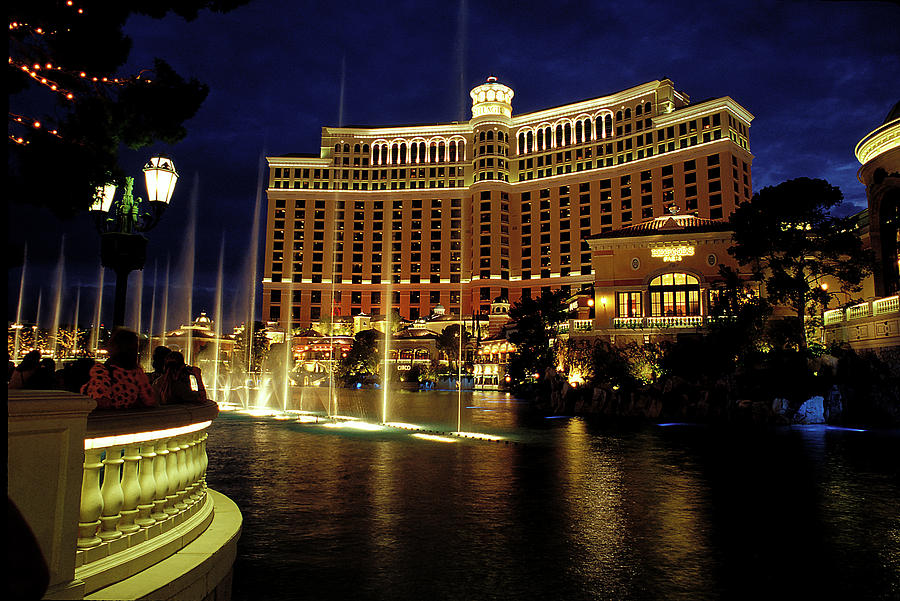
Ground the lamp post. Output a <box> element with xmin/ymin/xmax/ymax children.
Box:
<box><xmin>90</xmin><ymin>157</ymin><xmax>178</xmax><ymax>328</ymax></box>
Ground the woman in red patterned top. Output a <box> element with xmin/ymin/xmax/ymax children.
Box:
<box><xmin>82</xmin><ymin>329</ymin><xmax>158</xmax><ymax>409</ymax></box>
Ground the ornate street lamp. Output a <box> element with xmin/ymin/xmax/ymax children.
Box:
<box><xmin>90</xmin><ymin>157</ymin><xmax>178</xmax><ymax>327</ymax></box>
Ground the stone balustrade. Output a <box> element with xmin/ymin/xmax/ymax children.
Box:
<box><xmin>612</xmin><ymin>315</ymin><xmax>705</xmax><ymax>329</ymax></box>
<box><xmin>8</xmin><ymin>392</ymin><xmax>239</xmax><ymax>600</ymax></box>
<box><xmin>823</xmin><ymin>295</ymin><xmax>900</xmax><ymax>351</ymax></box>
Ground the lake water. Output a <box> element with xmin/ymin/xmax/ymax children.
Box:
<box><xmin>206</xmin><ymin>389</ymin><xmax>899</xmax><ymax>600</ymax></box>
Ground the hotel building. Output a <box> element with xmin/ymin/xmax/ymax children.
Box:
<box><xmin>263</xmin><ymin>77</ymin><xmax>753</xmax><ymax>329</ymax></box>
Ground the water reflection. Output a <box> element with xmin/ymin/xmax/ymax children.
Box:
<box><xmin>207</xmin><ymin>393</ymin><xmax>899</xmax><ymax>601</ymax></box>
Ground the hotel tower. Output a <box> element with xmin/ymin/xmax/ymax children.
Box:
<box><xmin>263</xmin><ymin>77</ymin><xmax>753</xmax><ymax>328</ymax></box>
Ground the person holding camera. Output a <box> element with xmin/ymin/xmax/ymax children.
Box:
<box><xmin>152</xmin><ymin>351</ymin><xmax>207</xmax><ymax>404</ymax></box>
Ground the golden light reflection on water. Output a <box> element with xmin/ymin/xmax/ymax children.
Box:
<box><xmin>207</xmin><ymin>396</ymin><xmax>900</xmax><ymax>600</ymax></box>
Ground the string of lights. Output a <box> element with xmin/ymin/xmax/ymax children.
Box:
<box><xmin>9</xmin><ymin>112</ymin><xmax>62</xmax><ymax>141</ymax></box>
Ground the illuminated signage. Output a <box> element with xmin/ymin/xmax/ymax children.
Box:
<box><xmin>651</xmin><ymin>245</ymin><xmax>695</xmax><ymax>262</ymax></box>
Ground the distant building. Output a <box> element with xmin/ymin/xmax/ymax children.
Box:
<box><xmin>262</xmin><ymin>77</ymin><xmax>753</xmax><ymax>329</ymax></box>
<box><xmin>823</xmin><ymin>104</ymin><xmax>900</xmax><ymax>351</ymax></box>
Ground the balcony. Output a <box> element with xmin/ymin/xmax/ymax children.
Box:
<box><xmin>823</xmin><ymin>295</ymin><xmax>900</xmax><ymax>350</ymax></box>
<box><xmin>8</xmin><ymin>392</ymin><xmax>241</xmax><ymax>600</ymax></box>
<box><xmin>612</xmin><ymin>315</ymin><xmax>705</xmax><ymax>329</ymax></box>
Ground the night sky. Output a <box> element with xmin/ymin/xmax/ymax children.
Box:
<box><xmin>7</xmin><ymin>0</ymin><xmax>900</xmax><ymax>331</ymax></box>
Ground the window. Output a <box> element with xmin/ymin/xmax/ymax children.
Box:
<box><xmin>617</xmin><ymin>292</ymin><xmax>643</xmax><ymax>317</ymax></box>
<box><xmin>648</xmin><ymin>273</ymin><xmax>700</xmax><ymax>317</ymax></box>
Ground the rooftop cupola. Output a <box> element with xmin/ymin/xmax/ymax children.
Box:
<box><xmin>470</xmin><ymin>77</ymin><xmax>514</xmax><ymax>119</ymax></box>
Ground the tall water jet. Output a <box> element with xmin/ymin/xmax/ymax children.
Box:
<box><xmin>161</xmin><ymin>257</ymin><xmax>170</xmax><ymax>347</ymax></box>
<box><xmin>382</xmin><ymin>283</ymin><xmax>392</xmax><ymax>425</ymax></box>
<box><xmin>213</xmin><ymin>236</ymin><xmax>225</xmax><ymax>404</ymax></box>
<box><xmin>130</xmin><ymin>267</ymin><xmax>144</xmax><ymax>338</ymax></box>
<box><xmin>242</xmin><ymin>153</ymin><xmax>265</xmax><ymax>405</ymax></box>
<box><xmin>50</xmin><ymin>238</ymin><xmax>65</xmax><ymax>359</ymax></box>
<box><xmin>147</xmin><ymin>260</ymin><xmax>158</xmax><ymax>370</ymax></box>
<box><xmin>72</xmin><ymin>285</ymin><xmax>81</xmax><ymax>357</ymax></box>
<box><xmin>91</xmin><ymin>266</ymin><xmax>104</xmax><ymax>356</ymax></box>
<box><xmin>179</xmin><ymin>176</ymin><xmax>199</xmax><ymax>365</ymax></box>
<box><xmin>13</xmin><ymin>245</ymin><xmax>27</xmax><ymax>362</ymax></box>
<box><xmin>328</xmin><ymin>58</ymin><xmax>347</xmax><ymax>419</ymax></box>
<box><xmin>34</xmin><ymin>289</ymin><xmax>43</xmax><ymax>353</ymax></box>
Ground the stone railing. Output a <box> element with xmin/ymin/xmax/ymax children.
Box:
<box><xmin>573</xmin><ymin>319</ymin><xmax>593</xmax><ymax>332</ymax></box>
<box><xmin>612</xmin><ymin>315</ymin><xmax>704</xmax><ymax>329</ymax></box>
<box><xmin>823</xmin><ymin>295</ymin><xmax>900</xmax><ymax>350</ymax></box>
<box><xmin>8</xmin><ymin>392</ymin><xmax>239</xmax><ymax>600</ymax></box>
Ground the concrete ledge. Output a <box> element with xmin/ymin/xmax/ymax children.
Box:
<box><xmin>82</xmin><ymin>490</ymin><xmax>242</xmax><ymax>601</ymax></box>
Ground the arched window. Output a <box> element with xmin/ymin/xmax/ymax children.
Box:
<box><xmin>479</xmin><ymin>131</ymin><xmax>486</xmax><ymax>141</ymax></box>
<box><xmin>605</xmin><ymin>115</ymin><xmax>613</xmax><ymax>137</ymax></box>
<box><xmin>649</xmin><ymin>273</ymin><xmax>700</xmax><ymax>317</ymax></box>
<box><xmin>584</xmin><ymin>118</ymin><xmax>592</xmax><ymax>142</ymax></box>
<box><xmin>399</xmin><ymin>143</ymin><xmax>407</xmax><ymax>164</ymax></box>
<box><xmin>575</xmin><ymin>121</ymin><xmax>582</xmax><ymax>144</ymax></box>
<box><xmin>429</xmin><ymin>143</ymin><xmax>437</xmax><ymax>162</ymax></box>
<box><xmin>438</xmin><ymin>142</ymin><xmax>446</xmax><ymax>162</ymax></box>
<box><xmin>391</xmin><ymin>143</ymin><xmax>399</xmax><ymax>165</ymax></box>
<box><xmin>544</xmin><ymin>127</ymin><xmax>552</xmax><ymax>149</ymax></box>
<box><xmin>527</xmin><ymin>130</ymin><xmax>534</xmax><ymax>153</ymax></box>
<box><xmin>564</xmin><ymin>122</ymin><xmax>572</xmax><ymax>145</ymax></box>
<box><xmin>486</xmin><ymin>130</ymin><xmax>494</xmax><ymax>141</ymax></box>
<box><xmin>411</xmin><ymin>142</ymin><xmax>419</xmax><ymax>163</ymax></box>
<box><xmin>380</xmin><ymin>145</ymin><xmax>388</xmax><ymax>165</ymax></box>
<box><xmin>335</xmin><ymin>143</ymin><xmax>341</xmax><ymax>152</ymax></box>
<box><xmin>555</xmin><ymin>124</ymin><xmax>564</xmax><ymax>147</ymax></box>
<box><xmin>624</xmin><ymin>108</ymin><xmax>631</xmax><ymax>120</ymax></box>
<box><xmin>635</xmin><ymin>104</ymin><xmax>643</xmax><ymax>117</ymax></box>
<box><xmin>518</xmin><ymin>132</ymin><xmax>525</xmax><ymax>153</ymax></box>
<box><xmin>354</xmin><ymin>144</ymin><xmax>361</xmax><ymax>153</ymax></box>
<box><xmin>616</xmin><ymin>110</ymin><xmax>623</xmax><ymax>122</ymax></box>
<box><xmin>645</xmin><ymin>102</ymin><xmax>652</xmax><ymax>114</ymax></box>
<box><xmin>343</xmin><ymin>144</ymin><xmax>350</xmax><ymax>152</ymax></box>
<box><xmin>363</xmin><ymin>144</ymin><xmax>369</xmax><ymax>153</ymax></box>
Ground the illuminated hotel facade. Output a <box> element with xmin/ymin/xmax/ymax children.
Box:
<box><xmin>262</xmin><ymin>77</ymin><xmax>753</xmax><ymax>329</ymax></box>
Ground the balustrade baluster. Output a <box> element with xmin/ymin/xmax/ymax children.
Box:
<box><xmin>152</xmin><ymin>439</ymin><xmax>170</xmax><ymax>520</ymax></box>
<box><xmin>199</xmin><ymin>432</ymin><xmax>209</xmax><ymax>492</ymax></box>
<box><xmin>77</xmin><ymin>448</ymin><xmax>104</xmax><ymax>548</ymax></box>
<box><xmin>165</xmin><ymin>437</ymin><xmax>182</xmax><ymax>514</ymax></box>
<box><xmin>186</xmin><ymin>433</ymin><xmax>201</xmax><ymax>503</ymax></box>
<box><xmin>175</xmin><ymin>435</ymin><xmax>191</xmax><ymax>510</ymax></box>
<box><xmin>98</xmin><ymin>446</ymin><xmax>124</xmax><ymax>540</ymax></box>
<box><xmin>118</xmin><ymin>444</ymin><xmax>142</xmax><ymax>533</ymax></box>
<box><xmin>135</xmin><ymin>443</ymin><xmax>157</xmax><ymax>527</ymax></box>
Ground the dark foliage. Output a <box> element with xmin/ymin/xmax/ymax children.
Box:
<box><xmin>8</xmin><ymin>1</ymin><xmax>247</xmax><ymax>216</ymax></box>
<box><xmin>727</xmin><ymin>177</ymin><xmax>873</xmax><ymax>349</ymax></box>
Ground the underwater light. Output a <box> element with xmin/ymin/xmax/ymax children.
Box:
<box><xmin>412</xmin><ymin>433</ymin><xmax>458</xmax><ymax>443</ymax></box>
<box><xmin>239</xmin><ymin>408</ymin><xmax>283</xmax><ymax>417</ymax></box>
<box><xmin>323</xmin><ymin>421</ymin><xmax>383</xmax><ymax>431</ymax></box>
<box><xmin>384</xmin><ymin>422</ymin><xmax>424</xmax><ymax>430</ymax></box>
<box><xmin>452</xmin><ymin>431</ymin><xmax>505</xmax><ymax>441</ymax></box>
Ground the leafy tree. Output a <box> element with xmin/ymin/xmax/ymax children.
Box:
<box><xmin>8</xmin><ymin>1</ymin><xmax>246</xmax><ymax>215</ymax></box>
<box><xmin>506</xmin><ymin>289</ymin><xmax>570</xmax><ymax>390</ymax></box>
<box><xmin>727</xmin><ymin>178</ymin><xmax>872</xmax><ymax>350</ymax></box>
<box><xmin>435</xmin><ymin>324</ymin><xmax>471</xmax><ymax>373</ymax></box>
<box><xmin>336</xmin><ymin>329</ymin><xmax>381</xmax><ymax>385</ymax></box>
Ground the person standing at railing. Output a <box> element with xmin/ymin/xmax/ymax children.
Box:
<box><xmin>152</xmin><ymin>351</ymin><xmax>207</xmax><ymax>404</ymax></box>
<box><xmin>81</xmin><ymin>329</ymin><xmax>158</xmax><ymax>409</ymax></box>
